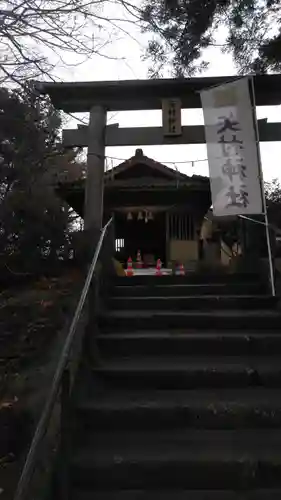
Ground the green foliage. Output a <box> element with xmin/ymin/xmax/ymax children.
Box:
<box><xmin>142</xmin><ymin>0</ymin><xmax>281</xmax><ymax>76</ymax></box>
<box><xmin>265</xmin><ymin>179</ymin><xmax>281</xmax><ymax>230</ymax></box>
<box><xmin>0</xmin><ymin>84</ymin><xmax>78</xmax><ymax>275</ymax></box>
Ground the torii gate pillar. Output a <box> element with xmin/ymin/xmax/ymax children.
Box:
<box><xmin>85</xmin><ymin>105</ymin><xmax>106</xmax><ymax>232</ymax></box>
<box><xmin>83</xmin><ymin>105</ymin><xmax>107</xmax><ymax>260</ymax></box>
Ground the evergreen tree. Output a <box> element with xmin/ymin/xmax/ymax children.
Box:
<box><xmin>142</xmin><ymin>0</ymin><xmax>281</xmax><ymax>76</ymax></box>
<box><xmin>0</xmin><ymin>85</ymin><xmax>80</xmax><ymax>274</ymax></box>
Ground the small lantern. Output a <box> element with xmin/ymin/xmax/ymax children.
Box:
<box><xmin>148</xmin><ymin>211</ymin><xmax>153</xmax><ymax>220</ymax></box>
<box><xmin>127</xmin><ymin>212</ymin><xmax>133</xmax><ymax>221</ymax></box>
<box><xmin>137</xmin><ymin>211</ymin><xmax>143</xmax><ymax>220</ymax></box>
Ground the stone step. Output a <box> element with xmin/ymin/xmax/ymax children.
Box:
<box><xmin>113</xmin><ymin>274</ymin><xmax>263</xmax><ymax>286</ymax></box>
<box><xmin>112</xmin><ymin>282</ymin><xmax>265</xmax><ymax>297</ymax></box>
<box><xmin>90</xmin><ymin>356</ymin><xmax>281</xmax><ymax>389</ymax></box>
<box><xmin>76</xmin><ymin>388</ymin><xmax>281</xmax><ymax>430</ymax></box>
<box><xmin>108</xmin><ymin>295</ymin><xmax>276</xmax><ymax>311</ymax></box>
<box><xmin>98</xmin><ymin>309</ymin><xmax>281</xmax><ymax>331</ymax></box>
<box><xmin>72</xmin><ymin>489</ymin><xmax>281</xmax><ymax>500</ymax></box>
<box><xmin>70</xmin><ymin>429</ymin><xmax>281</xmax><ymax>489</ymax></box>
<box><xmin>96</xmin><ymin>331</ymin><xmax>281</xmax><ymax>358</ymax></box>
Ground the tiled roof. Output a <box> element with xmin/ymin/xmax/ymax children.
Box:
<box><xmin>104</xmin><ymin>149</ymin><xmax>190</xmax><ymax>181</ymax></box>
<box><xmin>104</xmin><ymin>149</ymin><xmax>209</xmax><ymax>186</ymax></box>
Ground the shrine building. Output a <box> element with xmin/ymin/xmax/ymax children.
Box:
<box><xmin>58</xmin><ymin>148</ymin><xmax>211</xmax><ymax>267</ymax></box>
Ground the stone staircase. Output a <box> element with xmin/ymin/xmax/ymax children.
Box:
<box><xmin>69</xmin><ymin>273</ymin><xmax>281</xmax><ymax>499</ymax></box>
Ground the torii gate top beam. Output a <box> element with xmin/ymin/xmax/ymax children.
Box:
<box><xmin>36</xmin><ymin>75</ymin><xmax>281</xmax><ymax>112</ymax></box>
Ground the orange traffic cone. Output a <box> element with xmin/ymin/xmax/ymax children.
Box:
<box><xmin>136</xmin><ymin>249</ymin><xmax>143</xmax><ymax>269</ymax></box>
<box><xmin>126</xmin><ymin>257</ymin><xmax>134</xmax><ymax>276</ymax></box>
<box><xmin>155</xmin><ymin>258</ymin><xmax>162</xmax><ymax>276</ymax></box>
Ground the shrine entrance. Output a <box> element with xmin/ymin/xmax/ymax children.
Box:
<box><xmin>114</xmin><ymin>209</ymin><xmax>166</xmax><ymax>266</ymax></box>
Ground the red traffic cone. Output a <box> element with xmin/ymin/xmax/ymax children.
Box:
<box><xmin>179</xmin><ymin>263</ymin><xmax>185</xmax><ymax>276</ymax></box>
<box><xmin>155</xmin><ymin>258</ymin><xmax>162</xmax><ymax>276</ymax></box>
<box><xmin>126</xmin><ymin>257</ymin><xmax>134</xmax><ymax>276</ymax></box>
<box><xmin>136</xmin><ymin>249</ymin><xmax>143</xmax><ymax>269</ymax></box>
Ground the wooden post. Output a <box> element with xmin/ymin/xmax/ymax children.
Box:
<box><xmin>84</xmin><ymin>105</ymin><xmax>107</xmax><ymax>257</ymax></box>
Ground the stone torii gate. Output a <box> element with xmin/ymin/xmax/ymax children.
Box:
<box><xmin>37</xmin><ymin>75</ymin><xmax>281</xmax><ymax>253</ymax></box>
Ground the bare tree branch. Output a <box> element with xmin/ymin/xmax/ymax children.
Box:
<box><xmin>0</xmin><ymin>0</ymin><xmax>144</xmax><ymax>84</ymax></box>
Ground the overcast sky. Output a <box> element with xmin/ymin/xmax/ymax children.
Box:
<box><xmin>57</xmin><ymin>6</ymin><xmax>281</xmax><ymax>182</ymax></box>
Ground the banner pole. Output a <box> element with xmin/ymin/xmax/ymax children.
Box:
<box><xmin>249</xmin><ymin>76</ymin><xmax>275</xmax><ymax>296</ymax></box>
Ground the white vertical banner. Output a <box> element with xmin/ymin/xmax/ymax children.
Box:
<box><xmin>200</xmin><ymin>78</ymin><xmax>263</xmax><ymax>216</ymax></box>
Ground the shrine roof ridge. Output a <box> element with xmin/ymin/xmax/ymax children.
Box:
<box><xmin>36</xmin><ymin>74</ymin><xmax>281</xmax><ymax>112</ymax></box>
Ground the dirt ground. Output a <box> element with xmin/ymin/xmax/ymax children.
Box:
<box><xmin>0</xmin><ymin>269</ymin><xmax>83</xmax><ymax>500</ymax></box>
